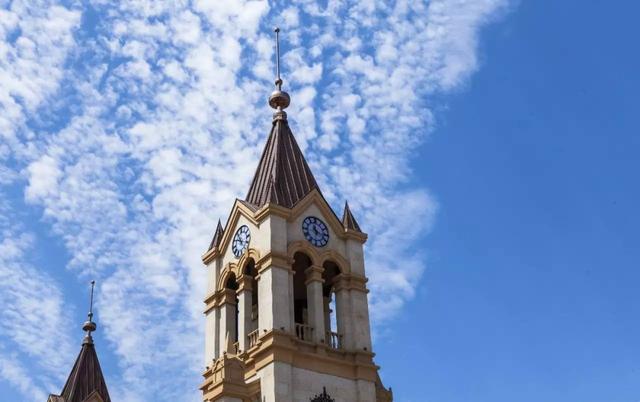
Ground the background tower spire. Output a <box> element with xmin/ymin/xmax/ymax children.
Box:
<box><xmin>82</xmin><ymin>280</ymin><xmax>97</xmax><ymax>344</ymax></box>
<box><xmin>268</xmin><ymin>27</ymin><xmax>290</xmax><ymax>112</ymax></box>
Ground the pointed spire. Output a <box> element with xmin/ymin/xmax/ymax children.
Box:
<box><xmin>208</xmin><ymin>219</ymin><xmax>224</xmax><ymax>251</ymax></box>
<box><xmin>342</xmin><ymin>201</ymin><xmax>362</xmax><ymax>232</ymax></box>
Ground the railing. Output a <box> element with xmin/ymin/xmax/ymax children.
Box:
<box><xmin>247</xmin><ymin>329</ymin><xmax>260</xmax><ymax>349</ymax></box>
<box><xmin>232</xmin><ymin>341</ymin><xmax>240</xmax><ymax>354</ymax></box>
<box><xmin>294</xmin><ymin>323</ymin><xmax>314</xmax><ymax>342</ymax></box>
<box><xmin>325</xmin><ymin>330</ymin><xmax>343</xmax><ymax>350</ymax></box>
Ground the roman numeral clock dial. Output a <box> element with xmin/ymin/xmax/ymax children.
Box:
<box><xmin>302</xmin><ymin>216</ymin><xmax>329</xmax><ymax>247</ymax></box>
<box><xmin>232</xmin><ymin>225</ymin><xmax>251</xmax><ymax>258</ymax></box>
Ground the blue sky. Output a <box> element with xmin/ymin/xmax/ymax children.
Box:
<box><xmin>1</xmin><ymin>1</ymin><xmax>638</xmax><ymax>402</ymax></box>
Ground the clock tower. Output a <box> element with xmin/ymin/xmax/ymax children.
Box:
<box><xmin>200</xmin><ymin>29</ymin><xmax>392</xmax><ymax>402</ymax></box>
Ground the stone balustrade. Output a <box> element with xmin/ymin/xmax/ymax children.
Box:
<box><xmin>247</xmin><ymin>329</ymin><xmax>260</xmax><ymax>349</ymax></box>
<box><xmin>325</xmin><ymin>330</ymin><xmax>343</xmax><ymax>350</ymax></box>
<box><xmin>294</xmin><ymin>323</ymin><xmax>314</xmax><ymax>342</ymax></box>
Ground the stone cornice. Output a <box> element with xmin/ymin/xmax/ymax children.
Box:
<box><xmin>240</xmin><ymin>329</ymin><xmax>379</xmax><ymax>383</ymax></box>
<box><xmin>304</xmin><ymin>265</ymin><xmax>324</xmax><ymax>284</ymax></box>
<box><xmin>237</xmin><ymin>276</ymin><xmax>253</xmax><ymax>292</ymax></box>
<box><xmin>334</xmin><ymin>273</ymin><xmax>369</xmax><ymax>293</ymax></box>
<box><xmin>203</xmin><ymin>288</ymin><xmax>238</xmax><ymax>313</ymax></box>
<box><xmin>256</xmin><ymin>251</ymin><xmax>293</xmax><ymax>272</ymax></box>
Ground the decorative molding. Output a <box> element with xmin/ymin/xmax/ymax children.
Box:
<box><xmin>237</xmin><ymin>248</ymin><xmax>261</xmax><ymax>277</ymax></box>
<box><xmin>304</xmin><ymin>265</ymin><xmax>325</xmax><ymax>284</ymax></box>
<box><xmin>333</xmin><ymin>273</ymin><xmax>369</xmax><ymax>293</ymax></box>
<box><xmin>200</xmin><ymin>353</ymin><xmax>260</xmax><ymax>402</ymax></box>
<box><xmin>217</xmin><ymin>263</ymin><xmax>239</xmax><ymax>292</ymax></box>
<box><xmin>237</xmin><ymin>276</ymin><xmax>253</xmax><ymax>292</ymax></box>
<box><xmin>288</xmin><ymin>240</ymin><xmax>322</xmax><ymax>266</ymax></box>
<box><xmin>319</xmin><ymin>250</ymin><xmax>351</xmax><ymax>274</ymax></box>
<box><xmin>256</xmin><ymin>251</ymin><xmax>293</xmax><ymax>272</ymax></box>
<box><xmin>241</xmin><ymin>329</ymin><xmax>379</xmax><ymax>383</ymax></box>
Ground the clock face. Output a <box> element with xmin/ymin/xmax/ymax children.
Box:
<box><xmin>302</xmin><ymin>216</ymin><xmax>329</xmax><ymax>247</ymax></box>
<box><xmin>232</xmin><ymin>225</ymin><xmax>251</xmax><ymax>258</ymax></box>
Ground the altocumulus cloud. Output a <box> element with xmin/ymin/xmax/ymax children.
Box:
<box><xmin>0</xmin><ymin>1</ymin><xmax>509</xmax><ymax>401</ymax></box>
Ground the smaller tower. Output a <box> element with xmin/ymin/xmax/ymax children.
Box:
<box><xmin>48</xmin><ymin>281</ymin><xmax>111</xmax><ymax>402</ymax></box>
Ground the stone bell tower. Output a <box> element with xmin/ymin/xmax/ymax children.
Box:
<box><xmin>200</xmin><ymin>28</ymin><xmax>392</xmax><ymax>402</ymax></box>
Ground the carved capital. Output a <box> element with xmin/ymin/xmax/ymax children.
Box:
<box><xmin>221</xmin><ymin>289</ymin><xmax>237</xmax><ymax>305</ymax></box>
<box><xmin>333</xmin><ymin>273</ymin><xmax>368</xmax><ymax>292</ymax></box>
<box><xmin>304</xmin><ymin>265</ymin><xmax>324</xmax><ymax>285</ymax></box>
<box><xmin>257</xmin><ymin>260</ymin><xmax>296</xmax><ymax>276</ymax></box>
<box><xmin>237</xmin><ymin>276</ymin><xmax>253</xmax><ymax>292</ymax></box>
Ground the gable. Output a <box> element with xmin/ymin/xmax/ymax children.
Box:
<box><xmin>287</xmin><ymin>200</ymin><xmax>347</xmax><ymax>256</ymax></box>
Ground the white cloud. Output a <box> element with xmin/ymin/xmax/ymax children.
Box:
<box><xmin>0</xmin><ymin>0</ymin><xmax>510</xmax><ymax>400</ymax></box>
<box><xmin>0</xmin><ymin>357</ymin><xmax>47</xmax><ymax>402</ymax></box>
<box><xmin>25</xmin><ymin>155</ymin><xmax>62</xmax><ymax>200</ymax></box>
<box><xmin>0</xmin><ymin>1</ymin><xmax>79</xmax><ymax>149</ymax></box>
<box><xmin>0</xmin><ymin>210</ymin><xmax>75</xmax><ymax>402</ymax></box>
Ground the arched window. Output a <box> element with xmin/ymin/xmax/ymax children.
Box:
<box><xmin>240</xmin><ymin>258</ymin><xmax>260</xmax><ymax>350</ymax></box>
<box><xmin>225</xmin><ymin>273</ymin><xmax>239</xmax><ymax>344</ymax></box>
<box><xmin>292</xmin><ymin>252</ymin><xmax>312</xmax><ymax>340</ymax></box>
<box><xmin>322</xmin><ymin>261</ymin><xmax>342</xmax><ymax>349</ymax></box>
<box><xmin>244</xmin><ymin>259</ymin><xmax>259</xmax><ymax>324</ymax></box>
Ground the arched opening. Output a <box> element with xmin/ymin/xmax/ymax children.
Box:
<box><xmin>224</xmin><ymin>273</ymin><xmax>239</xmax><ymax>344</ymax></box>
<box><xmin>244</xmin><ymin>259</ymin><xmax>259</xmax><ymax>324</ymax></box>
<box><xmin>293</xmin><ymin>252</ymin><xmax>312</xmax><ymax>340</ymax></box>
<box><xmin>322</xmin><ymin>261</ymin><xmax>342</xmax><ymax>349</ymax></box>
<box><xmin>241</xmin><ymin>258</ymin><xmax>259</xmax><ymax>349</ymax></box>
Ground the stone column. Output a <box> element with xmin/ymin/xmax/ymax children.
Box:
<box><xmin>214</xmin><ymin>306</ymin><xmax>220</xmax><ymax>358</ymax></box>
<box><xmin>204</xmin><ymin>305</ymin><xmax>218</xmax><ymax>363</ymax></box>
<box><xmin>305</xmin><ymin>265</ymin><xmax>325</xmax><ymax>343</ymax></box>
<box><xmin>334</xmin><ymin>276</ymin><xmax>353</xmax><ymax>350</ymax></box>
<box><xmin>323</xmin><ymin>295</ymin><xmax>332</xmax><ymax>333</ymax></box>
<box><xmin>219</xmin><ymin>289</ymin><xmax>237</xmax><ymax>354</ymax></box>
<box><xmin>259</xmin><ymin>361</ymin><xmax>293</xmax><ymax>402</ymax></box>
<box><xmin>347</xmin><ymin>274</ymin><xmax>373</xmax><ymax>352</ymax></box>
<box><xmin>258</xmin><ymin>263</ymin><xmax>294</xmax><ymax>333</ymax></box>
<box><xmin>237</xmin><ymin>276</ymin><xmax>253</xmax><ymax>351</ymax></box>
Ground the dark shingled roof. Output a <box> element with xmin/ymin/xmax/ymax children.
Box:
<box><xmin>208</xmin><ymin>219</ymin><xmax>224</xmax><ymax>251</ymax></box>
<box><xmin>342</xmin><ymin>201</ymin><xmax>362</xmax><ymax>232</ymax></box>
<box><xmin>245</xmin><ymin>114</ymin><xmax>320</xmax><ymax>209</ymax></box>
<box><xmin>59</xmin><ymin>337</ymin><xmax>111</xmax><ymax>402</ymax></box>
